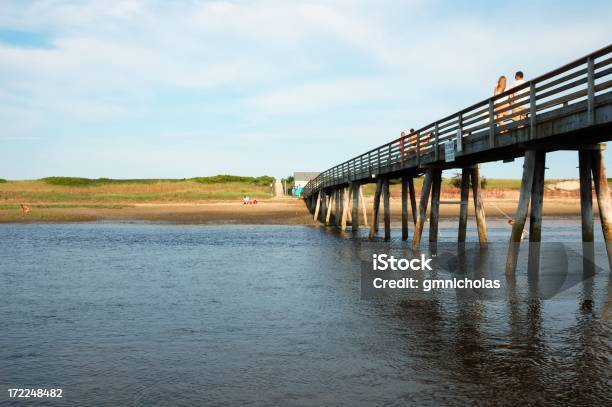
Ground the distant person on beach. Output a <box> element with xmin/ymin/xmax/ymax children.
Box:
<box><xmin>493</xmin><ymin>75</ymin><xmax>509</xmax><ymax>124</ymax></box>
<box><xmin>20</xmin><ymin>203</ymin><xmax>30</xmax><ymax>214</ymax></box>
<box><xmin>296</xmin><ymin>186</ymin><xmax>302</xmax><ymax>196</ymax></box>
<box><xmin>243</xmin><ymin>195</ymin><xmax>250</xmax><ymax>205</ymax></box>
<box><xmin>509</xmin><ymin>71</ymin><xmax>527</xmax><ymax>123</ymax></box>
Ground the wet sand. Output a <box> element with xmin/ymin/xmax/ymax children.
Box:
<box><xmin>0</xmin><ymin>197</ymin><xmax>587</xmax><ymax>224</ymax></box>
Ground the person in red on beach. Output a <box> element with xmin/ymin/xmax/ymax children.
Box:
<box><xmin>20</xmin><ymin>203</ymin><xmax>30</xmax><ymax>214</ymax></box>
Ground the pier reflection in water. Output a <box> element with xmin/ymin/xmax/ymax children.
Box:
<box><xmin>0</xmin><ymin>222</ymin><xmax>610</xmax><ymax>405</ymax></box>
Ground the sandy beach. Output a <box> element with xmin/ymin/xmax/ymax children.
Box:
<box><xmin>0</xmin><ymin>196</ymin><xmax>588</xmax><ymax>224</ymax></box>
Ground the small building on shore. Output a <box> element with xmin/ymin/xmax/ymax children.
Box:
<box><xmin>293</xmin><ymin>172</ymin><xmax>319</xmax><ymax>196</ymax></box>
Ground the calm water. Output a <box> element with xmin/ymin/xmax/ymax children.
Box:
<box><xmin>1</xmin><ymin>221</ymin><xmax>611</xmax><ymax>406</ymax></box>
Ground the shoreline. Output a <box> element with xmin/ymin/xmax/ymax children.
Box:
<box><xmin>0</xmin><ymin>197</ymin><xmax>591</xmax><ymax>225</ymax></box>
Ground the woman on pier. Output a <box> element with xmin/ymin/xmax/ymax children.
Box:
<box><xmin>493</xmin><ymin>75</ymin><xmax>510</xmax><ymax>124</ymax></box>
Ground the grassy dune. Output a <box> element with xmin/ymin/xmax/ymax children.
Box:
<box><xmin>0</xmin><ymin>177</ymin><xmax>274</xmax><ymax>206</ymax></box>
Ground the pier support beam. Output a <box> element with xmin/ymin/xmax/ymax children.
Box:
<box><xmin>347</xmin><ymin>187</ymin><xmax>353</xmax><ymax>223</ymax></box>
<box><xmin>458</xmin><ymin>169</ymin><xmax>470</xmax><ymax>243</ymax></box>
<box><xmin>579</xmin><ymin>151</ymin><xmax>594</xmax><ymax>243</ymax></box>
<box><xmin>413</xmin><ymin>170</ymin><xmax>433</xmax><ymax>250</ymax></box>
<box><xmin>429</xmin><ymin>169</ymin><xmax>442</xmax><ymax>243</ymax></box>
<box><xmin>409</xmin><ymin>177</ymin><xmax>417</xmax><ymax>226</ymax></box>
<box><xmin>313</xmin><ymin>191</ymin><xmax>321</xmax><ymax>222</ymax></box>
<box><xmin>383</xmin><ymin>178</ymin><xmax>391</xmax><ymax>241</ymax></box>
<box><xmin>351</xmin><ymin>183</ymin><xmax>360</xmax><ymax>231</ymax></box>
<box><xmin>320</xmin><ymin>190</ymin><xmax>327</xmax><ymax>223</ymax></box>
<box><xmin>335</xmin><ymin>189</ymin><xmax>341</xmax><ymax>226</ymax></box>
<box><xmin>528</xmin><ymin>151</ymin><xmax>546</xmax><ymax>272</ymax></box>
<box><xmin>359</xmin><ymin>186</ymin><xmax>368</xmax><ymax>227</ymax></box>
<box><xmin>341</xmin><ymin>186</ymin><xmax>350</xmax><ymax>232</ymax></box>
<box><xmin>579</xmin><ymin>150</ymin><xmax>595</xmax><ymax>280</ymax></box>
<box><xmin>529</xmin><ymin>152</ymin><xmax>546</xmax><ymax>242</ymax></box>
<box><xmin>326</xmin><ymin>191</ymin><xmax>334</xmax><ymax>225</ymax></box>
<box><xmin>402</xmin><ymin>175</ymin><xmax>409</xmax><ymax>240</ymax></box>
<box><xmin>470</xmin><ymin>166</ymin><xmax>488</xmax><ymax>245</ymax></box>
<box><xmin>506</xmin><ymin>150</ymin><xmax>538</xmax><ymax>274</ymax></box>
<box><xmin>591</xmin><ymin>146</ymin><xmax>612</xmax><ymax>270</ymax></box>
<box><xmin>369</xmin><ymin>178</ymin><xmax>384</xmax><ymax>239</ymax></box>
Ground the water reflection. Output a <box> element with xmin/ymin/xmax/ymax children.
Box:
<box><xmin>353</xmin><ymin>237</ymin><xmax>611</xmax><ymax>404</ymax></box>
<box><xmin>0</xmin><ymin>223</ymin><xmax>610</xmax><ymax>405</ymax></box>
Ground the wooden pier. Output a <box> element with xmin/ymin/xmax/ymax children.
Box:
<box><xmin>302</xmin><ymin>45</ymin><xmax>612</xmax><ymax>272</ymax></box>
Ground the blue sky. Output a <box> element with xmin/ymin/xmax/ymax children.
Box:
<box><xmin>1</xmin><ymin>0</ymin><xmax>611</xmax><ymax>180</ymax></box>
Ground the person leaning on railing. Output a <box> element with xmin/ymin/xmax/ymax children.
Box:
<box><xmin>509</xmin><ymin>71</ymin><xmax>527</xmax><ymax>126</ymax></box>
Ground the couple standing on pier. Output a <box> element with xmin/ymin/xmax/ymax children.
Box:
<box><xmin>398</xmin><ymin>70</ymin><xmax>528</xmax><ymax>161</ymax></box>
<box><xmin>494</xmin><ymin>71</ymin><xmax>528</xmax><ymax>124</ymax></box>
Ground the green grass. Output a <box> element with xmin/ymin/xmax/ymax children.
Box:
<box><xmin>0</xmin><ymin>178</ymin><xmax>7</xmax><ymax>183</ymax></box>
<box><xmin>0</xmin><ymin>190</ymin><xmax>271</xmax><ymax>203</ymax></box>
<box><xmin>40</xmin><ymin>175</ymin><xmax>275</xmax><ymax>187</ymax></box>
<box><xmin>190</xmin><ymin>175</ymin><xmax>274</xmax><ymax>186</ymax></box>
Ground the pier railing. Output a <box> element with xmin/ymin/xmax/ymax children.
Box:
<box><xmin>302</xmin><ymin>44</ymin><xmax>612</xmax><ymax>198</ymax></box>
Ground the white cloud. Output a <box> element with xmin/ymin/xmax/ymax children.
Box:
<box><xmin>0</xmin><ymin>0</ymin><xmax>611</xmax><ymax>178</ymax></box>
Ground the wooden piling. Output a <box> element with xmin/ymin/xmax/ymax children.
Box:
<box><xmin>359</xmin><ymin>186</ymin><xmax>368</xmax><ymax>227</ymax></box>
<box><xmin>506</xmin><ymin>150</ymin><xmax>537</xmax><ymax>274</ymax></box>
<box><xmin>369</xmin><ymin>178</ymin><xmax>384</xmax><ymax>240</ymax></box>
<box><xmin>402</xmin><ymin>175</ymin><xmax>409</xmax><ymax>240</ymax></box>
<box><xmin>528</xmin><ymin>151</ymin><xmax>546</xmax><ymax>272</ymax></box>
<box><xmin>325</xmin><ymin>191</ymin><xmax>334</xmax><ymax>225</ymax></box>
<box><xmin>429</xmin><ymin>169</ymin><xmax>442</xmax><ymax>243</ymax></box>
<box><xmin>334</xmin><ymin>189</ymin><xmax>342</xmax><ymax>226</ymax></box>
<box><xmin>458</xmin><ymin>169</ymin><xmax>470</xmax><ymax>242</ymax></box>
<box><xmin>320</xmin><ymin>190</ymin><xmax>327</xmax><ymax>223</ymax></box>
<box><xmin>529</xmin><ymin>151</ymin><xmax>546</xmax><ymax>242</ymax></box>
<box><xmin>383</xmin><ymin>178</ymin><xmax>391</xmax><ymax>241</ymax></box>
<box><xmin>352</xmin><ymin>183</ymin><xmax>360</xmax><ymax>231</ymax></box>
<box><xmin>591</xmin><ymin>146</ymin><xmax>612</xmax><ymax>270</ymax></box>
<box><xmin>470</xmin><ymin>166</ymin><xmax>488</xmax><ymax>245</ymax></box>
<box><xmin>313</xmin><ymin>191</ymin><xmax>321</xmax><ymax>222</ymax></box>
<box><xmin>578</xmin><ymin>151</ymin><xmax>594</xmax><ymax>243</ymax></box>
<box><xmin>409</xmin><ymin>177</ymin><xmax>417</xmax><ymax>225</ymax></box>
<box><xmin>341</xmin><ymin>187</ymin><xmax>350</xmax><ymax>231</ymax></box>
<box><xmin>412</xmin><ymin>170</ymin><xmax>433</xmax><ymax>250</ymax></box>
<box><xmin>347</xmin><ymin>187</ymin><xmax>353</xmax><ymax>223</ymax></box>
